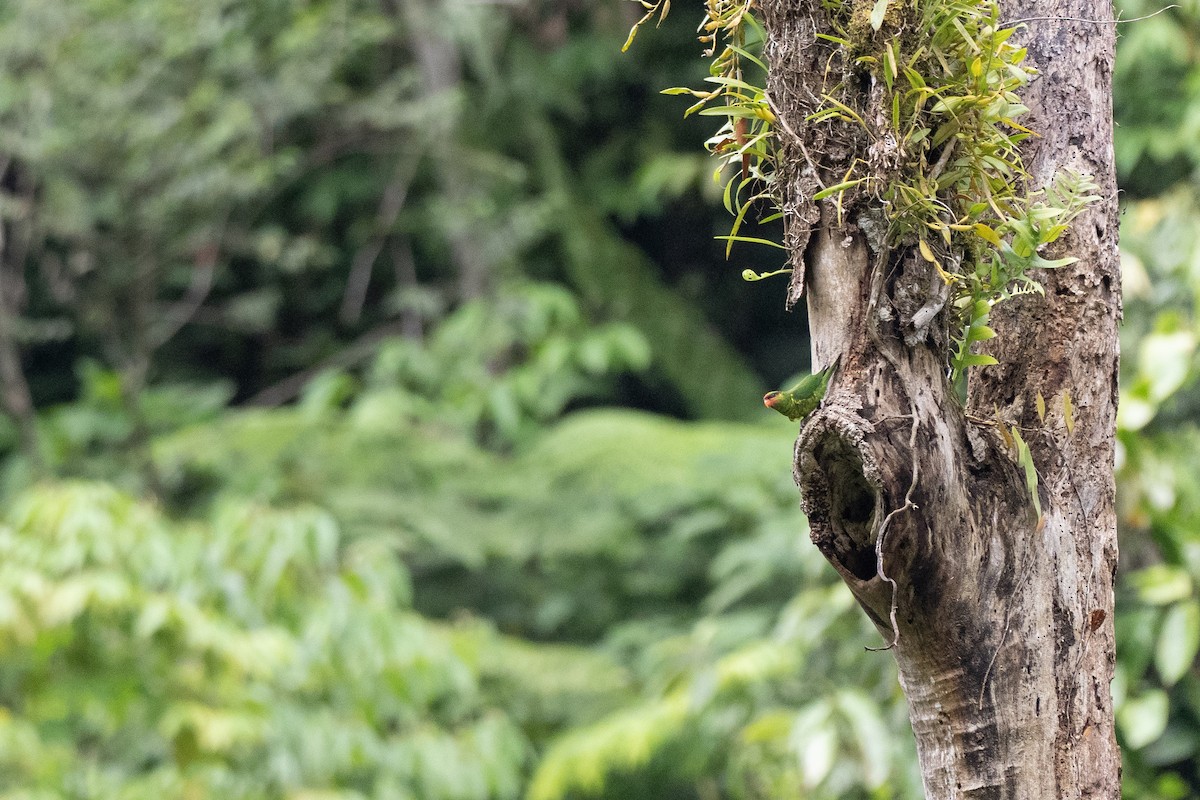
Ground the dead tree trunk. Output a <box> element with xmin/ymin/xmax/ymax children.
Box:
<box><xmin>760</xmin><ymin>0</ymin><xmax>1120</xmax><ymax>796</ymax></box>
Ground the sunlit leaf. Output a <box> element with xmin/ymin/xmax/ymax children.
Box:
<box><xmin>1155</xmin><ymin>600</ymin><xmax>1200</xmax><ymax>686</ymax></box>
<box><xmin>1119</xmin><ymin>690</ymin><xmax>1169</xmax><ymax>749</ymax></box>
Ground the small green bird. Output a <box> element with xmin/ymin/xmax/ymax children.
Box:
<box><xmin>763</xmin><ymin>361</ymin><xmax>836</xmax><ymax>421</ymax></box>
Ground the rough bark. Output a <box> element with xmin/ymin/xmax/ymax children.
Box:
<box><xmin>760</xmin><ymin>0</ymin><xmax>1120</xmax><ymax>797</ymax></box>
<box><xmin>402</xmin><ymin>0</ymin><xmax>493</xmax><ymax>301</ymax></box>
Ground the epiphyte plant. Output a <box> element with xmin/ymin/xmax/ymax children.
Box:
<box><xmin>625</xmin><ymin>0</ymin><xmax>1100</xmax><ymax>385</ymax></box>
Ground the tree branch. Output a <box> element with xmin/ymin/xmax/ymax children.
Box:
<box><xmin>151</xmin><ymin>239</ymin><xmax>221</xmax><ymax>349</ymax></box>
<box><xmin>339</xmin><ymin>160</ymin><xmax>416</xmax><ymax>325</ymax></box>
<box><xmin>245</xmin><ymin>320</ymin><xmax>409</xmax><ymax>408</ymax></box>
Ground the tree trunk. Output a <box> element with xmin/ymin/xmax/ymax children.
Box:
<box><xmin>760</xmin><ymin>0</ymin><xmax>1120</xmax><ymax>797</ymax></box>
<box><xmin>0</xmin><ymin>212</ymin><xmax>43</xmax><ymax>471</ymax></box>
<box><xmin>0</xmin><ymin>304</ymin><xmax>40</xmax><ymax>467</ymax></box>
<box><xmin>402</xmin><ymin>0</ymin><xmax>494</xmax><ymax>302</ymax></box>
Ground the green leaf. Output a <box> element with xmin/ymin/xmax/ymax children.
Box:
<box><xmin>1155</xmin><ymin>600</ymin><xmax>1200</xmax><ymax>686</ymax></box>
<box><xmin>742</xmin><ymin>267</ymin><xmax>792</xmax><ymax>282</ymax></box>
<box><xmin>969</xmin><ymin>324</ymin><xmax>998</xmax><ymax>341</ymax></box>
<box><xmin>918</xmin><ymin>237</ymin><xmax>937</xmax><ymax>263</ymax></box>
<box><xmin>960</xmin><ymin>353</ymin><xmax>999</xmax><ymax>367</ymax></box>
<box><xmin>836</xmin><ymin>690</ymin><xmax>891</xmax><ymax>789</ymax></box>
<box><xmin>697</xmin><ymin>106</ymin><xmax>762</xmax><ymax>119</ymax></box>
<box><xmin>1130</xmin><ymin>565</ymin><xmax>1193</xmax><ymax>606</ymax></box>
<box><xmin>714</xmin><ymin>235</ymin><xmax>787</xmax><ymax>249</ymax></box>
<box><xmin>815</xmin><ymin>32</ymin><xmax>852</xmax><ymax>46</ymax></box>
<box><xmin>817</xmin><ymin>95</ymin><xmax>866</xmax><ymax>126</ymax></box>
<box><xmin>1029</xmin><ymin>255</ymin><xmax>1079</xmax><ymax>270</ymax></box>
<box><xmin>813</xmin><ymin>178</ymin><xmax>867</xmax><ymax>201</ymax></box>
<box><xmin>1119</xmin><ymin>690</ymin><xmax>1169</xmax><ymax>749</ymax></box>
<box><xmin>792</xmin><ymin>701</ymin><xmax>836</xmax><ymax>788</ymax></box>
<box><xmin>661</xmin><ymin>86</ymin><xmax>709</xmax><ymax>97</ymax></box>
<box><xmin>726</xmin><ymin>44</ymin><xmax>768</xmax><ymax>73</ymax></box>
<box><xmin>1140</xmin><ymin>330</ymin><xmax>1196</xmax><ymax>404</ymax></box>
<box><xmin>906</xmin><ymin>127</ymin><xmax>930</xmax><ymax>144</ymax></box>
<box><xmin>974</xmin><ymin>223</ymin><xmax>1003</xmax><ymax>246</ymax></box>
<box><xmin>1011</xmin><ymin>427</ymin><xmax>1040</xmax><ymax>517</ymax></box>
<box><xmin>869</xmin><ymin>0</ymin><xmax>891</xmax><ymax>31</ymax></box>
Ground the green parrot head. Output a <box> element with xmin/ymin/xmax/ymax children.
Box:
<box><xmin>763</xmin><ymin>362</ymin><xmax>835</xmax><ymax>421</ymax></box>
<box><xmin>762</xmin><ymin>390</ymin><xmax>793</xmax><ymax>415</ymax></box>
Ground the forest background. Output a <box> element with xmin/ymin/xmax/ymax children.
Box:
<box><xmin>0</xmin><ymin>1</ymin><xmax>1196</xmax><ymax>798</ymax></box>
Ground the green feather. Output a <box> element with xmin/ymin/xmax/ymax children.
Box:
<box><xmin>763</xmin><ymin>360</ymin><xmax>836</xmax><ymax>421</ymax></box>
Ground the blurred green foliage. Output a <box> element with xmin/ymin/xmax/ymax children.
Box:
<box><xmin>1110</xmin><ymin>1</ymin><xmax>1200</xmax><ymax>796</ymax></box>
<box><xmin>0</xmin><ymin>396</ymin><xmax>923</xmax><ymax>799</ymax></box>
<box><xmin>0</xmin><ymin>0</ymin><xmax>769</xmax><ymax>424</ymax></box>
<box><xmin>0</xmin><ymin>0</ymin><xmax>1197</xmax><ymax>797</ymax></box>
<box><xmin>0</xmin><ymin>482</ymin><xmax>533</xmax><ymax>799</ymax></box>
